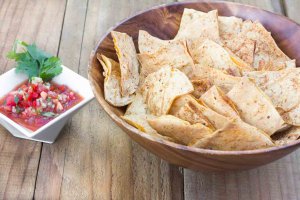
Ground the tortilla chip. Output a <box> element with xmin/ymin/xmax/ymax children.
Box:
<box><xmin>175</xmin><ymin>9</ymin><xmax>220</xmax><ymax>61</ymax></box>
<box><xmin>194</xmin><ymin>40</ymin><xmax>252</xmax><ymax>76</ymax></box>
<box><xmin>176</xmin><ymin>104</ymin><xmax>213</xmax><ymax>128</ymax></box>
<box><xmin>241</xmin><ymin>20</ymin><xmax>292</xmax><ymax>70</ymax></box>
<box><xmin>148</xmin><ymin>115</ymin><xmax>213</xmax><ymax>145</ymax></box>
<box><xmin>169</xmin><ymin>94</ymin><xmax>230</xmax><ymax>129</ymax></box>
<box><xmin>169</xmin><ymin>94</ymin><xmax>198</xmax><ymax>116</ymax></box>
<box><xmin>125</xmin><ymin>93</ymin><xmax>148</xmax><ymax>115</ymax></box>
<box><xmin>97</xmin><ymin>54</ymin><xmax>133</xmax><ymax>106</ymax></box>
<box><xmin>243</xmin><ymin>69</ymin><xmax>289</xmax><ymax>88</ymax></box>
<box><xmin>169</xmin><ymin>95</ymin><xmax>214</xmax><ymax>128</ymax></box>
<box><xmin>219</xmin><ymin>16</ymin><xmax>242</xmax><ymax>39</ymax></box>
<box><xmin>123</xmin><ymin>93</ymin><xmax>175</xmax><ymax>141</ymax></box>
<box><xmin>192</xmin><ymin>65</ymin><xmax>241</xmax><ymax>93</ymax></box>
<box><xmin>264</xmin><ymin>70</ymin><xmax>300</xmax><ymax>112</ymax></box>
<box><xmin>191</xmin><ymin>79</ymin><xmax>213</xmax><ymax>98</ymax></box>
<box><xmin>273</xmin><ymin>126</ymin><xmax>300</xmax><ymax>146</ymax></box>
<box><xmin>282</xmin><ymin>105</ymin><xmax>300</xmax><ymax>126</ymax></box>
<box><xmin>111</xmin><ymin>31</ymin><xmax>140</xmax><ymax>96</ymax></box>
<box><xmin>200</xmin><ymin>86</ymin><xmax>239</xmax><ymax>118</ymax></box>
<box><xmin>228</xmin><ymin>47</ymin><xmax>253</xmax><ymax>70</ymax></box>
<box><xmin>227</xmin><ymin>77</ymin><xmax>285</xmax><ymax>135</ymax></box>
<box><xmin>138</xmin><ymin>30</ymin><xmax>171</xmax><ymax>54</ymax></box>
<box><xmin>137</xmin><ymin>39</ymin><xmax>195</xmax><ymax>80</ymax></box>
<box><xmin>245</xmin><ymin>68</ymin><xmax>300</xmax><ymax>113</ymax></box>
<box><xmin>122</xmin><ymin>114</ymin><xmax>174</xmax><ymax>141</ymax></box>
<box><xmin>123</xmin><ymin>114</ymin><xmax>156</xmax><ymax>133</ymax></box>
<box><xmin>141</xmin><ymin>67</ymin><xmax>194</xmax><ymax>116</ymax></box>
<box><xmin>219</xmin><ymin>16</ymin><xmax>255</xmax><ymax>65</ymax></box>
<box><xmin>286</xmin><ymin>59</ymin><xmax>296</xmax><ymax>68</ymax></box>
<box><xmin>192</xmin><ymin>118</ymin><xmax>274</xmax><ymax>150</ymax></box>
<box><xmin>187</xmin><ymin>100</ymin><xmax>230</xmax><ymax>129</ymax></box>
<box><xmin>245</xmin><ymin>68</ymin><xmax>300</xmax><ymax>126</ymax></box>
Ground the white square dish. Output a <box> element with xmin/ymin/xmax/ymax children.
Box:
<box><xmin>0</xmin><ymin>66</ymin><xmax>94</xmax><ymax>143</ymax></box>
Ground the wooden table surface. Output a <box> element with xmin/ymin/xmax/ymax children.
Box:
<box><xmin>1</xmin><ymin>0</ymin><xmax>300</xmax><ymax>199</ymax></box>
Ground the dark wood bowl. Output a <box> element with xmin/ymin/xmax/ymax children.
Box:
<box><xmin>88</xmin><ymin>1</ymin><xmax>300</xmax><ymax>171</ymax></box>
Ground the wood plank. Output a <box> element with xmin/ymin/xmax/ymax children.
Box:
<box><xmin>184</xmin><ymin>149</ymin><xmax>300</xmax><ymax>199</ymax></box>
<box><xmin>229</xmin><ymin>0</ymin><xmax>283</xmax><ymax>14</ymax></box>
<box><xmin>35</xmin><ymin>0</ymin><xmax>183</xmax><ymax>199</ymax></box>
<box><xmin>0</xmin><ymin>0</ymin><xmax>66</xmax><ymax>199</ymax></box>
<box><xmin>278</xmin><ymin>1</ymin><xmax>300</xmax><ymax>199</ymax></box>
<box><xmin>284</xmin><ymin>0</ymin><xmax>300</xmax><ymax>23</ymax></box>
<box><xmin>180</xmin><ymin>1</ymin><xmax>300</xmax><ymax>200</ymax></box>
<box><xmin>34</xmin><ymin>1</ymin><xmax>88</xmax><ymax>199</ymax></box>
<box><xmin>177</xmin><ymin>0</ymin><xmax>283</xmax><ymax>14</ymax></box>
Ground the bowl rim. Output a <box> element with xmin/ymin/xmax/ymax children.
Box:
<box><xmin>88</xmin><ymin>0</ymin><xmax>300</xmax><ymax>156</ymax></box>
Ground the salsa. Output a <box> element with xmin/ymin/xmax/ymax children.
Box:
<box><xmin>0</xmin><ymin>77</ymin><xmax>83</xmax><ymax>131</ymax></box>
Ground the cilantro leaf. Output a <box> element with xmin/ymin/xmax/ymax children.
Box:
<box><xmin>14</xmin><ymin>96</ymin><xmax>19</xmax><ymax>104</ymax></box>
<box><xmin>7</xmin><ymin>51</ymin><xmax>30</xmax><ymax>61</ymax></box>
<box><xmin>27</xmin><ymin>43</ymin><xmax>50</xmax><ymax>64</ymax></box>
<box><xmin>40</xmin><ymin>57</ymin><xmax>63</xmax><ymax>81</ymax></box>
<box><xmin>7</xmin><ymin>40</ymin><xmax>62</xmax><ymax>81</ymax></box>
<box><xmin>15</xmin><ymin>60</ymin><xmax>39</xmax><ymax>79</ymax></box>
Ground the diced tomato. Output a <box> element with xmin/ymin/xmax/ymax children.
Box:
<box><xmin>18</xmin><ymin>94</ymin><xmax>23</xmax><ymax>101</ymax></box>
<box><xmin>32</xmin><ymin>84</ymin><xmax>38</xmax><ymax>91</ymax></box>
<box><xmin>27</xmin><ymin>93</ymin><xmax>33</xmax><ymax>101</ymax></box>
<box><xmin>32</xmin><ymin>100</ymin><xmax>37</xmax><ymax>108</ymax></box>
<box><xmin>20</xmin><ymin>100</ymin><xmax>29</xmax><ymax>108</ymax></box>
<box><xmin>32</xmin><ymin>92</ymin><xmax>39</xmax><ymax>99</ymax></box>
<box><xmin>59</xmin><ymin>85</ymin><xmax>66</xmax><ymax>92</ymax></box>
<box><xmin>28</xmin><ymin>86</ymin><xmax>33</xmax><ymax>93</ymax></box>
<box><xmin>6</xmin><ymin>95</ymin><xmax>16</xmax><ymax>106</ymax></box>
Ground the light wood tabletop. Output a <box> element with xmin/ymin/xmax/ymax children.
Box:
<box><xmin>1</xmin><ymin>0</ymin><xmax>300</xmax><ymax>199</ymax></box>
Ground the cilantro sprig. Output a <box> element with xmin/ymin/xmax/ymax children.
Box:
<box><xmin>7</xmin><ymin>40</ymin><xmax>62</xmax><ymax>82</ymax></box>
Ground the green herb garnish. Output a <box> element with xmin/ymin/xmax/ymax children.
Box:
<box><xmin>41</xmin><ymin>112</ymin><xmax>56</xmax><ymax>117</ymax></box>
<box><xmin>15</xmin><ymin>106</ymin><xmax>21</xmax><ymax>114</ymax></box>
<box><xmin>14</xmin><ymin>96</ymin><xmax>19</xmax><ymax>104</ymax></box>
<box><xmin>7</xmin><ymin>40</ymin><xmax>62</xmax><ymax>82</ymax></box>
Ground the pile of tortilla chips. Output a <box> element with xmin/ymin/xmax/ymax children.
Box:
<box><xmin>97</xmin><ymin>9</ymin><xmax>300</xmax><ymax>151</ymax></box>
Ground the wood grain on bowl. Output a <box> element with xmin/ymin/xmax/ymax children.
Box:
<box><xmin>88</xmin><ymin>1</ymin><xmax>300</xmax><ymax>171</ymax></box>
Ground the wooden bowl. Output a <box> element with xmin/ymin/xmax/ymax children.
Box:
<box><xmin>88</xmin><ymin>1</ymin><xmax>300</xmax><ymax>171</ymax></box>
